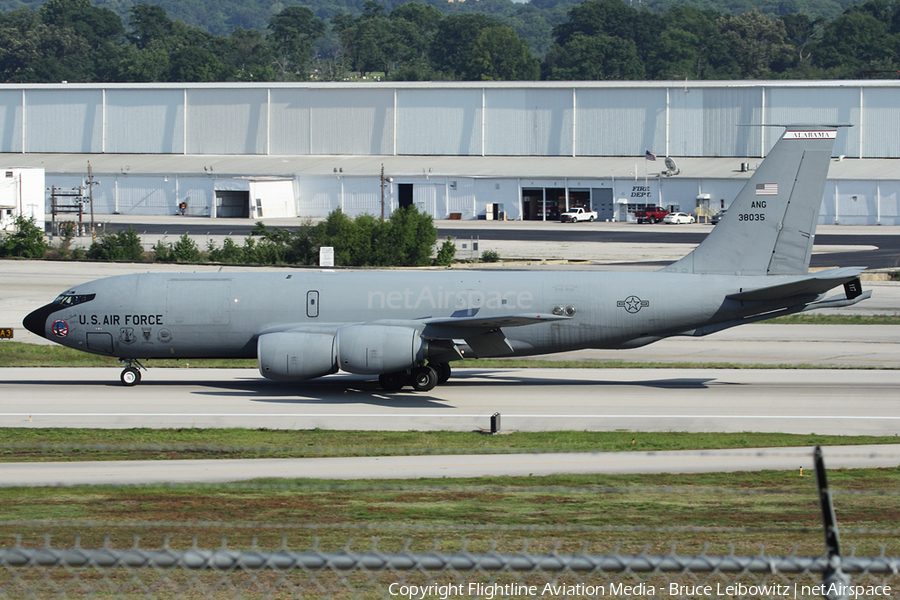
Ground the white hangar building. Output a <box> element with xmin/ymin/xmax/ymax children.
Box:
<box><xmin>0</xmin><ymin>80</ymin><xmax>898</xmax><ymax>225</ymax></box>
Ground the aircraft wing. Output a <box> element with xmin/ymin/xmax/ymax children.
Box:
<box><xmin>419</xmin><ymin>313</ymin><xmax>568</xmax><ymax>359</ymax></box>
<box><xmin>726</xmin><ymin>267</ymin><xmax>866</xmax><ymax>302</ymax></box>
<box><xmin>423</xmin><ymin>313</ymin><xmax>568</xmax><ymax>329</ymax></box>
<box><xmin>420</xmin><ymin>312</ymin><xmax>567</xmax><ymax>340</ymax></box>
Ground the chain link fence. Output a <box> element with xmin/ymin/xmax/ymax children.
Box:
<box><xmin>0</xmin><ymin>445</ymin><xmax>896</xmax><ymax>598</ymax></box>
<box><xmin>0</xmin><ymin>535</ymin><xmax>897</xmax><ymax>599</ymax></box>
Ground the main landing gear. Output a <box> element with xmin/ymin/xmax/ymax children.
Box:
<box><xmin>378</xmin><ymin>363</ymin><xmax>452</xmax><ymax>393</ymax></box>
<box><xmin>118</xmin><ymin>358</ymin><xmax>147</xmax><ymax>386</ymax></box>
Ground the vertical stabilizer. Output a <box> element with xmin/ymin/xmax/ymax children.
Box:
<box><xmin>665</xmin><ymin>125</ymin><xmax>843</xmax><ymax>276</ymax></box>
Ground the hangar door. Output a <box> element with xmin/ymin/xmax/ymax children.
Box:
<box><xmin>592</xmin><ymin>188</ymin><xmax>614</xmax><ymax>221</ymax></box>
<box><xmin>216</xmin><ymin>191</ymin><xmax>250</xmax><ymax>218</ymax></box>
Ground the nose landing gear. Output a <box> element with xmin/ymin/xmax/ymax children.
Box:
<box><xmin>118</xmin><ymin>358</ymin><xmax>147</xmax><ymax>386</ymax></box>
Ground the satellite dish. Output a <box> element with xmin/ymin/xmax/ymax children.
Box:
<box><xmin>663</xmin><ymin>157</ymin><xmax>680</xmax><ymax>177</ymax></box>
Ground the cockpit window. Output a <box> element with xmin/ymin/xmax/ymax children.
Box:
<box><xmin>53</xmin><ymin>293</ymin><xmax>96</xmax><ymax>306</ymax></box>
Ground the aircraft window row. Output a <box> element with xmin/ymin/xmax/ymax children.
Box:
<box><xmin>53</xmin><ymin>293</ymin><xmax>96</xmax><ymax>306</ymax></box>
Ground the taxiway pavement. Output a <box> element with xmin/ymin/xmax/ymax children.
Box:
<box><xmin>1</xmin><ymin>444</ymin><xmax>897</xmax><ymax>486</ymax></box>
<box><xmin>1</xmin><ymin>367</ymin><xmax>898</xmax><ymax>435</ymax></box>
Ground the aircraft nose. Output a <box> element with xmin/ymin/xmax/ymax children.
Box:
<box><xmin>23</xmin><ymin>304</ymin><xmax>54</xmax><ymax>339</ymax></box>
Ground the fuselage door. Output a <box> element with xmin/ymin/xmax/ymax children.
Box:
<box><xmin>307</xmin><ymin>291</ymin><xmax>319</xmax><ymax>318</ymax></box>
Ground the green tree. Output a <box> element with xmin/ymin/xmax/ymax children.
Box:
<box><xmin>0</xmin><ymin>9</ymin><xmax>49</xmax><ymax>82</ymax></box>
<box><xmin>814</xmin><ymin>9</ymin><xmax>894</xmax><ymax>73</ymax></box>
<box><xmin>544</xmin><ymin>32</ymin><xmax>644</xmax><ymax>79</ymax></box>
<box><xmin>390</xmin><ymin>2</ymin><xmax>441</xmax><ymax>65</ymax></box>
<box><xmin>314</xmin><ymin>208</ymin><xmax>357</xmax><ymax>265</ymax></box>
<box><xmin>429</xmin><ymin>13</ymin><xmax>502</xmax><ymax>78</ymax></box>
<box><xmin>0</xmin><ymin>216</ymin><xmax>47</xmax><ymax>258</ymax></box>
<box><xmin>167</xmin><ymin>45</ymin><xmax>224</xmax><ymax>81</ymax></box>
<box><xmin>268</xmin><ymin>6</ymin><xmax>325</xmax><ymax>80</ymax></box>
<box><xmin>779</xmin><ymin>13</ymin><xmax>826</xmax><ymax>66</ymax></box>
<box><xmin>387</xmin><ymin>205</ymin><xmax>437</xmax><ymax>267</ymax></box>
<box><xmin>645</xmin><ymin>6</ymin><xmax>721</xmax><ymax>79</ymax></box>
<box><xmin>117</xmin><ymin>45</ymin><xmax>170</xmax><ymax>82</ymax></box>
<box><xmin>221</xmin><ymin>27</ymin><xmax>276</xmax><ymax>81</ymax></box>
<box><xmin>126</xmin><ymin>4</ymin><xmax>172</xmax><ymax>51</ymax></box>
<box><xmin>40</xmin><ymin>0</ymin><xmax>123</xmax><ymax>49</ymax></box>
<box><xmin>716</xmin><ymin>11</ymin><xmax>794</xmax><ymax>78</ymax></box>
<box><xmin>553</xmin><ymin>0</ymin><xmax>640</xmax><ymax>43</ymax></box>
<box><xmin>464</xmin><ymin>24</ymin><xmax>540</xmax><ymax>80</ymax></box>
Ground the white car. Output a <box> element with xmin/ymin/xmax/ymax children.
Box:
<box><xmin>663</xmin><ymin>212</ymin><xmax>695</xmax><ymax>224</ymax></box>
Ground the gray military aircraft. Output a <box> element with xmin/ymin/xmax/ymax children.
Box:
<box><xmin>24</xmin><ymin>125</ymin><xmax>870</xmax><ymax>391</ymax></box>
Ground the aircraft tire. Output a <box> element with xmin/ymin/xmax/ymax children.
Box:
<box><xmin>121</xmin><ymin>367</ymin><xmax>141</xmax><ymax>386</ymax></box>
<box><xmin>436</xmin><ymin>362</ymin><xmax>451</xmax><ymax>385</ymax></box>
<box><xmin>410</xmin><ymin>366</ymin><xmax>438</xmax><ymax>392</ymax></box>
<box><xmin>378</xmin><ymin>371</ymin><xmax>406</xmax><ymax>392</ymax></box>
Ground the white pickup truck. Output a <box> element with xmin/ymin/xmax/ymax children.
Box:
<box><xmin>558</xmin><ymin>207</ymin><xmax>597</xmax><ymax>222</ymax></box>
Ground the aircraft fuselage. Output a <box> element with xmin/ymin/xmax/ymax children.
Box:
<box><xmin>27</xmin><ymin>269</ymin><xmax>811</xmax><ymax>361</ymax></box>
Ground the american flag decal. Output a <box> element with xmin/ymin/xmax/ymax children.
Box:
<box><xmin>756</xmin><ymin>183</ymin><xmax>778</xmax><ymax>196</ymax></box>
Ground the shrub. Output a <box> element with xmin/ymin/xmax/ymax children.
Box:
<box><xmin>87</xmin><ymin>226</ymin><xmax>144</xmax><ymax>261</ymax></box>
<box><xmin>55</xmin><ymin>222</ymin><xmax>76</xmax><ymax>259</ymax></box>
<box><xmin>203</xmin><ymin>208</ymin><xmax>440</xmax><ymax>268</ymax></box>
<box><xmin>480</xmin><ymin>249</ymin><xmax>500</xmax><ymax>263</ymax></box>
<box><xmin>151</xmin><ymin>239</ymin><xmax>172</xmax><ymax>262</ymax></box>
<box><xmin>434</xmin><ymin>236</ymin><xmax>456</xmax><ymax>266</ymax></box>
<box><xmin>170</xmin><ymin>233</ymin><xmax>202</xmax><ymax>263</ymax></box>
<box><xmin>0</xmin><ymin>216</ymin><xmax>48</xmax><ymax>258</ymax></box>
<box><xmin>208</xmin><ymin>237</ymin><xmax>244</xmax><ymax>264</ymax></box>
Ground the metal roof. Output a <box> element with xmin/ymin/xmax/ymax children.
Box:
<box><xmin>0</xmin><ymin>153</ymin><xmax>896</xmax><ymax>181</ymax></box>
<box><xmin>4</xmin><ymin>80</ymin><xmax>900</xmax><ymax>91</ymax></box>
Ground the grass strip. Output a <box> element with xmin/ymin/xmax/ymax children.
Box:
<box><xmin>770</xmin><ymin>314</ymin><xmax>900</xmax><ymax>325</ymax></box>
<box><xmin>0</xmin><ymin>469</ymin><xmax>897</xmax><ymax>557</ymax></box>
<box><xmin>0</xmin><ymin>428</ymin><xmax>897</xmax><ymax>462</ymax></box>
<box><xmin>0</xmin><ymin>342</ymin><xmax>256</xmax><ymax>368</ymax></box>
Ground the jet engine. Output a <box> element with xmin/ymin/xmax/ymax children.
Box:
<box><xmin>336</xmin><ymin>324</ymin><xmax>424</xmax><ymax>374</ymax></box>
<box><xmin>257</xmin><ymin>332</ymin><xmax>338</xmax><ymax>381</ymax></box>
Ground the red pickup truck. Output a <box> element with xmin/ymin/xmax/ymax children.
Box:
<box><xmin>635</xmin><ymin>207</ymin><xmax>669</xmax><ymax>224</ymax></box>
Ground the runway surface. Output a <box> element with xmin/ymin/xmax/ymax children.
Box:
<box><xmin>2</xmin><ymin>367</ymin><xmax>899</xmax><ymax>435</ymax></box>
<box><xmin>1</xmin><ymin>445</ymin><xmax>897</xmax><ymax>486</ymax></box>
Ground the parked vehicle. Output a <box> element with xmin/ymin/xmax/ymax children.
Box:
<box><xmin>663</xmin><ymin>212</ymin><xmax>696</xmax><ymax>224</ymax></box>
<box><xmin>559</xmin><ymin>207</ymin><xmax>597</xmax><ymax>222</ymax></box>
<box><xmin>537</xmin><ymin>204</ymin><xmax>559</xmax><ymax>220</ymax></box>
<box><xmin>711</xmin><ymin>209</ymin><xmax>727</xmax><ymax>225</ymax></box>
<box><xmin>634</xmin><ymin>207</ymin><xmax>669</xmax><ymax>224</ymax></box>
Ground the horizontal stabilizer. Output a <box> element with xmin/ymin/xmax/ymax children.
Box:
<box><xmin>726</xmin><ymin>268</ymin><xmax>866</xmax><ymax>302</ymax></box>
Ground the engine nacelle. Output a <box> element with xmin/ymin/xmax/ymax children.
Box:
<box><xmin>257</xmin><ymin>332</ymin><xmax>337</xmax><ymax>381</ymax></box>
<box><xmin>336</xmin><ymin>325</ymin><xmax>424</xmax><ymax>374</ymax></box>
